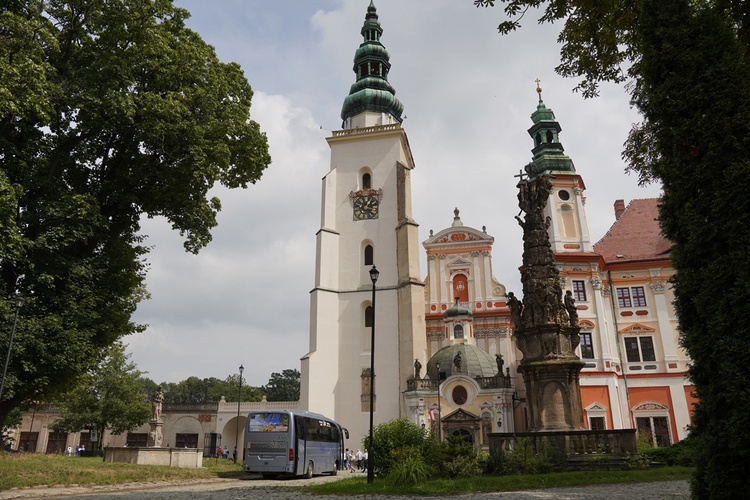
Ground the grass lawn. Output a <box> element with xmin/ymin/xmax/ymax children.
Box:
<box><xmin>0</xmin><ymin>453</ymin><xmax>244</xmax><ymax>491</ymax></box>
<box><xmin>1</xmin><ymin>452</ymin><xmax>693</xmax><ymax>495</ymax></box>
<box><xmin>307</xmin><ymin>467</ymin><xmax>695</xmax><ymax>496</ymax></box>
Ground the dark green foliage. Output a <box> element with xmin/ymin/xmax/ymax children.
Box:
<box><xmin>1</xmin><ymin>408</ymin><xmax>22</xmax><ymax>449</ymax></box>
<box><xmin>626</xmin><ymin>1</ymin><xmax>750</xmax><ymax>496</ymax></box>
<box><xmin>0</xmin><ymin>0</ymin><xmax>270</xmax><ymax>426</ymax></box>
<box><xmin>485</xmin><ymin>438</ymin><xmax>567</xmax><ymax>475</ymax></box>
<box><xmin>158</xmin><ymin>374</ymin><xmax>261</xmax><ymax>404</ymax></box>
<box><xmin>367</xmin><ymin>419</ymin><xmax>431</xmax><ymax>476</ymax></box>
<box><xmin>50</xmin><ymin>342</ymin><xmax>151</xmax><ymax>452</ymax></box>
<box><xmin>261</xmin><ymin>369</ymin><xmax>300</xmax><ymax>402</ymax></box>
<box><xmin>384</xmin><ymin>447</ymin><xmax>434</xmax><ymax>486</ymax></box>
<box><xmin>424</xmin><ymin>433</ymin><xmax>484</xmax><ymax>479</ymax></box>
<box><xmin>475</xmin><ymin>0</ymin><xmax>750</xmax><ymax>496</ymax></box>
<box><xmin>639</xmin><ymin>439</ymin><xmax>695</xmax><ymax>468</ymax></box>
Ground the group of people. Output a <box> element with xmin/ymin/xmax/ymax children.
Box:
<box><xmin>65</xmin><ymin>444</ymin><xmax>85</xmax><ymax>456</ymax></box>
<box><xmin>343</xmin><ymin>448</ymin><xmax>368</xmax><ymax>473</ymax></box>
<box><xmin>215</xmin><ymin>446</ymin><xmax>230</xmax><ymax>459</ymax></box>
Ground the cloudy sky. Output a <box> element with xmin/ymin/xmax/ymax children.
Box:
<box><xmin>126</xmin><ymin>0</ymin><xmax>662</xmax><ymax>388</ymax></box>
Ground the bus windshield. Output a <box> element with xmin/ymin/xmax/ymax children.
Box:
<box><xmin>247</xmin><ymin>412</ymin><xmax>289</xmax><ymax>433</ymax></box>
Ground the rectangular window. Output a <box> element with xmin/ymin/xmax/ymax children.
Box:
<box><xmin>46</xmin><ymin>432</ymin><xmax>68</xmax><ymax>454</ymax></box>
<box><xmin>639</xmin><ymin>336</ymin><xmax>656</xmax><ymax>361</ymax></box>
<box><xmin>126</xmin><ymin>433</ymin><xmax>148</xmax><ymax>447</ymax></box>
<box><xmin>617</xmin><ymin>287</ymin><xmax>632</xmax><ymax>308</ymax></box>
<box><xmin>247</xmin><ymin>413</ymin><xmax>290</xmax><ymax>432</ymax></box>
<box><xmin>572</xmin><ymin>280</ymin><xmax>587</xmax><ymax>302</ymax></box>
<box><xmin>631</xmin><ymin>286</ymin><xmax>647</xmax><ymax>307</ymax></box>
<box><xmin>18</xmin><ymin>432</ymin><xmax>38</xmax><ymax>452</ymax></box>
<box><xmin>589</xmin><ymin>416</ymin><xmax>606</xmax><ymax>430</ymax></box>
<box><xmin>636</xmin><ymin>416</ymin><xmax>672</xmax><ymax>447</ymax></box>
<box><xmin>625</xmin><ymin>337</ymin><xmax>641</xmax><ymax>362</ymax></box>
<box><xmin>580</xmin><ymin>332</ymin><xmax>595</xmax><ymax>359</ymax></box>
<box><xmin>624</xmin><ymin>336</ymin><xmax>656</xmax><ymax>362</ymax></box>
<box><xmin>175</xmin><ymin>433</ymin><xmax>199</xmax><ymax>448</ymax></box>
<box><xmin>617</xmin><ymin>286</ymin><xmax>648</xmax><ymax>308</ymax></box>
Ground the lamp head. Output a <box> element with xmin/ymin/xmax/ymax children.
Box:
<box><xmin>369</xmin><ymin>266</ymin><xmax>379</xmax><ymax>284</ymax></box>
<box><xmin>239</xmin><ymin>364</ymin><xmax>244</xmax><ymax>374</ymax></box>
<box><xmin>14</xmin><ymin>296</ymin><xmax>25</xmax><ymax>308</ymax></box>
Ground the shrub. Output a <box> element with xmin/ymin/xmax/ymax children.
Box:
<box><xmin>385</xmin><ymin>448</ymin><xmax>433</xmax><ymax>486</ymax></box>
<box><xmin>367</xmin><ymin>419</ymin><xmax>430</xmax><ymax>476</ymax></box>
<box><xmin>639</xmin><ymin>439</ymin><xmax>695</xmax><ymax>467</ymax></box>
<box><xmin>490</xmin><ymin>438</ymin><xmax>568</xmax><ymax>475</ymax></box>
<box><xmin>483</xmin><ymin>451</ymin><xmax>506</xmax><ymax>475</ymax></box>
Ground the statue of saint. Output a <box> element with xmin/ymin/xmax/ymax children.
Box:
<box><xmin>414</xmin><ymin>359</ymin><xmax>422</xmax><ymax>379</ymax></box>
<box><xmin>564</xmin><ymin>290</ymin><xmax>579</xmax><ymax>327</ymax></box>
<box><xmin>507</xmin><ymin>292</ymin><xmax>523</xmax><ymax>331</ymax></box>
<box><xmin>495</xmin><ymin>353</ymin><xmax>504</xmax><ymax>375</ymax></box>
<box><xmin>151</xmin><ymin>386</ymin><xmax>164</xmax><ymax>421</ymax></box>
<box><xmin>453</xmin><ymin>351</ymin><xmax>462</xmax><ymax>371</ymax></box>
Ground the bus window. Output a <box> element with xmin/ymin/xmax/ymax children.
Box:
<box><xmin>247</xmin><ymin>413</ymin><xmax>289</xmax><ymax>432</ymax></box>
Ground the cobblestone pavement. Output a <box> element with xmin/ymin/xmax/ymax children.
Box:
<box><xmin>0</xmin><ymin>473</ymin><xmax>690</xmax><ymax>499</ymax></box>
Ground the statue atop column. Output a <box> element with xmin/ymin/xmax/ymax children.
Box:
<box><xmin>512</xmin><ymin>171</ymin><xmax>584</xmax><ymax>431</ymax></box>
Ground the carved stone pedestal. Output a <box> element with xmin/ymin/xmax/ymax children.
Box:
<box><xmin>147</xmin><ymin>420</ymin><xmax>164</xmax><ymax>448</ymax></box>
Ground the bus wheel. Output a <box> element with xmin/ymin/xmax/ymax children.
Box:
<box><xmin>304</xmin><ymin>461</ymin><xmax>313</xmax><ymax>479</ymax></box>
<box><xmin>331</xmin><ymin>461</ymin><xmax>338</xmax><ymax>476</ymax></box>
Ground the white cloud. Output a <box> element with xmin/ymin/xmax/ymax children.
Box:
<box><xmin>127</xmin><ymin>1</ymin><xmax>661</xmax><ymax>387</ymax></box>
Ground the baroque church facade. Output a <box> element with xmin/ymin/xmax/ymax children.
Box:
<box><xmin>301</xmin><ymin>2</ymin><xmax>694</xmax><ymax>451</ymax></box>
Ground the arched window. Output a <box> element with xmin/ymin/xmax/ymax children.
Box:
<box><xmin>454</xmin><ymin>324</ymin><xmax>464</xmax><ymax>339</ymax></box>
<box><xmin>535</xmin><ymin>132</ymin><xmax>541</xmax><ymax>147</ymax></box>
<box><xmin>364</xmin><ymin>245</ymin><xmax>373</xmax><ymax>266</ymax></box>
<box><xmin>365</xmin><ymin>306</ymin><xmax>373</xmax><ymax>327</ymax></box>
<box><xmin>362</xmin><ymin>173</ymin><xmax>371</xmax><ymax>189</ymax></box>
<box><xmin>546</xmin><ymin>130</ymin><xmax>554</xmax><ymax>143</ymax></box>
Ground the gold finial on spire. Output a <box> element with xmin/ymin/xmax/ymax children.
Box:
<box><xmin>535</xmin><ymin>78</ymin><xmax>543</xmax><ymax>102</ymax></box>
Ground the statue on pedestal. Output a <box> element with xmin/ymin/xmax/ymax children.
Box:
<box><xmin>151</xmin><ymin>386</ymin><xmax>164</xmax><ymax>422</ymax></box>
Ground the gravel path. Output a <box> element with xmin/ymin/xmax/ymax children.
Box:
<box><xmin>0</xmin><ymin>473</ymin><xmax>690</xmax><ymax>499</ymax></box>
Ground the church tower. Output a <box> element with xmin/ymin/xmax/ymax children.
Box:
<box><xmin>526</xmin><ymin>82</ymin><xmax>592</xmax><ymax>255</ymax></box>
<box><xmin>300</xmin><ymin>2</ymin><xmax>426</xmax><ymax>447</ymax></box>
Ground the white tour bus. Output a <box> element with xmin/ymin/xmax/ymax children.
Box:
<box><xmin>242</xmin><ymin>410</ymin><xmax>348</xmax><ymax>479</ymax></box>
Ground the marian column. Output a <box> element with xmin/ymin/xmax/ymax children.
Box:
<box><xmin>512</xmin><ymin>174</ymin><xmax>585</xmax><ymax>431</ymax></box>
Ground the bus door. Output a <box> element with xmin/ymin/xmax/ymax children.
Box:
<box><xmin>295</xmin><ymin>416</ymin><xmax>307</xmax><ymax>475</ymax></box>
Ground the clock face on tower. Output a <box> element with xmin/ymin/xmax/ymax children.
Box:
<box><xmin>353</xmin><ymin>195</ymin><xmax>379</xmax><ymax>220</ymax></box>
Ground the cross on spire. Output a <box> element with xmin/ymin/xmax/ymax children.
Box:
<box><xmin>535</xmin><ymin>78</ymin><xmax>543</xmax><ymax>102</ymax></box>
<box><xmin>514</xmin><ymin>169</ymin><xmax>528</xmax><ymax>181</ymax></box>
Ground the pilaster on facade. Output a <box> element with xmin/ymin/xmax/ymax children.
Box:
<box><xmin>650</xmin><ymin>280</ymin><xmax>680</xmax><ymax>371</ymax></box>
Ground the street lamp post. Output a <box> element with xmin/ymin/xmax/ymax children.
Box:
<box><xmin>0</xmin><ymin>296</ymin><xmax>25</xmax><ymax>402</ymax></box>
<box><xmin>367</xmin><ymin>265</ymin><xmax>379</xmax><ymax>484</ymax></box>
<box><xmin>436</xmin><ymin>361</ymin><xmax>442</xmax><ymax>442</ymax></box>
<box><xmin>234</xmin><ymin>364</ymin><xmax>244</xmax><ymax>464</ymax></box>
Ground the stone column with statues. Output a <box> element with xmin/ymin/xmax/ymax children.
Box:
<box><xmin>147</xmin><ymin>386</ymin><xmax>165</xmax><ymax>447</ymax></box>
<box><xmin>512</xmin><ymin>173</ymin><xmax>585</xmax><ymax>431</ymax></box>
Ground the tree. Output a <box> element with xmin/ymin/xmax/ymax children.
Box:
<box><xmin>156</xmin><ymin>374</ymin><xmax>261</xmax><ymax>403</ymax></box>
<box><xmin>51</xmin><ymin>342</ymin><xmax>151</xmax><ymax>452</ymax></box>
<box><xmin>626</xmin><ymin>2</ymin><xmax>750</xmax><ymax>496</ymax></box>
<box><xmin>474</xmin><ymin>0</ymin><xmax>750</xmax><ymax>496</ymax></box>
<box><xmin>0</xmin><ymin>0</ymin><xmax>271</xmax><ymax>426</ymax></box>
<box><xmin>262</xmin><ymin>369</ymin><xmax>300</xmax><ymax>402</ymax></box>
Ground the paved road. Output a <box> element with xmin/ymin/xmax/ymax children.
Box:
<box><xmin>0</xmin><ymin>474</ymin><xmax>690</xmax><ymax>499</ymax></box>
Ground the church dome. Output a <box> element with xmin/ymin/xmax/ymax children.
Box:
<box><xmin>426</xmin><ymin>344</ymin><xmax>498</xmax><ymax>380</ymax></box>
<box><xmin>444</xmin><ymin>297</ymin><xmax>472</xmax><ymax>319</ymax></box>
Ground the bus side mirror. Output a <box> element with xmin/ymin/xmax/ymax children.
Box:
<box><xmin>343</xmin><ymin>428</ymin><xmax>349</xmax><ymax>440</ymax></box>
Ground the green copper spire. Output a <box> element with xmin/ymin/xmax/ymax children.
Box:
<box><xmin>340</xmin><ymin>1</ymin><xmax>404</xmax><ymax>126</ymax></box>
<box><xmin>525</xmin><ymin>81</ymin><xmax>575</xmax><ymax>177</ymax></box>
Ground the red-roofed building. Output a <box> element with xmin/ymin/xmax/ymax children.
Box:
<box><xmin>531</xmin><ymin>91</ymin><xmax>694</xmax><ymax>445</ymax></box>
